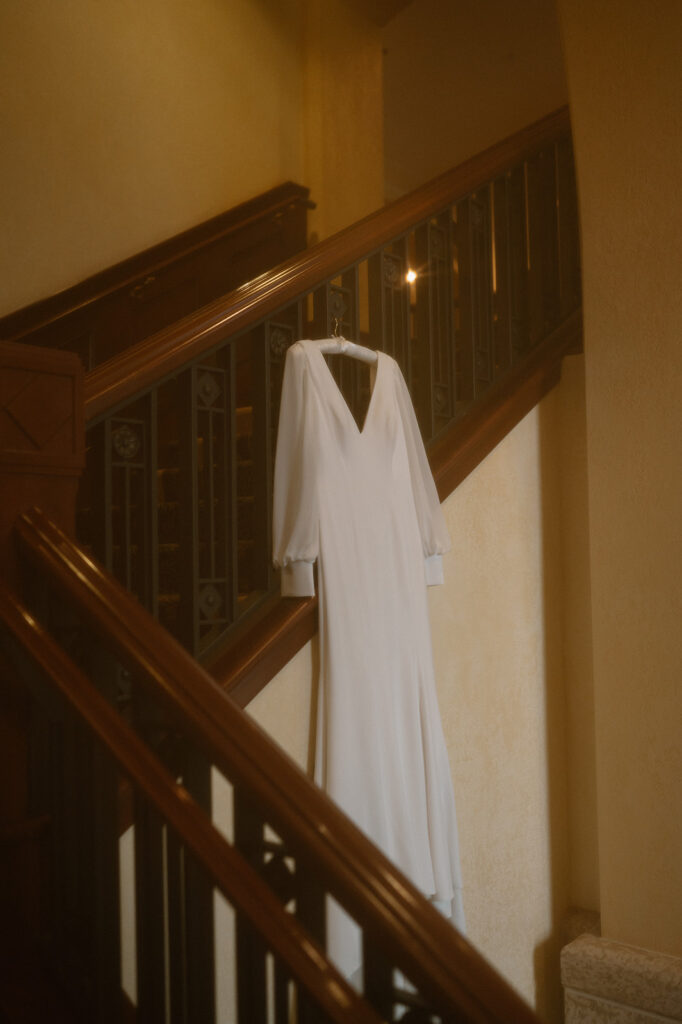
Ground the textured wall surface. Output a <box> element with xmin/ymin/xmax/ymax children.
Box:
<box><xmin>558</xmin><ymin>0</ymin><xmax>682</xmax><ymax>958</ymax></box>
<box><xmin>0</xmin><ymin>0</ymin><xmax>306</xmax><ymax>313</ymax></box>
<box><xmin>382</xmin><ymin>0</ymin><xmax>568</xmax><ymax>200</ymax></box>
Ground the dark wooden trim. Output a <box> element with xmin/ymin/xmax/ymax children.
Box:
<box><xmin>0</xmin><ymin>815</ymin><xmax>51</xmax><ymax>845</ymax></box>
<box><xmin>206</xmin><ymin>310</ymin><xmax>583</xmax><ymax>709</ymax></box>
<box><xmin>0</xmin><ymin>183</ymin><xmax>312</xmax><ymax>338</ymax></box>
<box><xmin>209</xmin><ymin>590</ymin><xmax>318</xmax><ymax>707</ymax></box>
<box><xmin>430</xmin><ymin>309</ymin><xmax>583</xmax><ymax>500</ymax></box>
<box><xmin>0</xmin><ymin>586</ymin><xmax>382</xmax><ymax>1024</ymax></box>
<box><xmin>13</xmin><ymin>508</ymin><xmax>540</xmax><ymax>1023</ymax></box>
<box><xmin>84</xmin><ymin>107</ymin><xmax>571</xmax><ymax>422</ymax></box>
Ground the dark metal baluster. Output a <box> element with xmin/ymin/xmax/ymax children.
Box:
<box><xmin>130</xmin><ymin>678</ymin><xmax>172</xmax><ymax>1022</ymax></box>
<box><xmin>233</xmin><ymin>784</ymin><xmax>268</xmax><ymax>1024</ymax></box>
<box><xmin>178</xmin><ymin>368</ymin><xmax>200</xmax><ymax>652</ymax></box>
<box><xmin>295</xmin><ymin>855</ymin><xmax>327</xmax><ymax>1024</ymax></box>
<box><xmin>90</xmin><ymin>740</ymin><xmax>123</xmax><ymax>1022</ymax></box>
<box><xmin>266</xmin><ymin>318</ymin><xmax>298</xmax><ymax>594</ymax></box>
<box><xmin>166</xmin><ymin>827</ymin><xmax>188</xmax><ymax>1023</ymax></box>
<box><xmin>369</xmin><ymin>247</ymin><xmax>411</xmax><ymax>383</ymax></box>
<box><xmin>555</xmin><ymin>136</ymin><xmax>581</xmax><ymax>317</ymax></box>
<box><xmin>455</xmin><ymin>190</ymin><xmax>494</xmax><ymax>405</ymax></box>
<box><xmin>492</xmin><ymin>175</ymin><xmax>512</xmax><ymax>378</ymax></box>
<box><xmin>86</xmin><ymin>647</ymin><xmax>125</xmax><ymax>1022</ymax></box>
<box><xmin>183</xmin><ymin>747</ymin><xmax>215</xmax><ymax>1023</ymax></box>
<box><xmin>506</xmin><ymin>165</ymin><xmax>531</xmax><ymax>361</ymax></box>
<box><xmin>149</xmin><ymin>389</ymin><xmax>160</xmax><ymax>620</ymax></box>
<box><xmin>368</xmin><ymin>252</ymin><xmax>386</xmax><ymax>359</ymax></box>
<box><xmin>363</xmin><ymin>933</ymin><xmax>395</xmax><ymax>1019</ymax></box>
<box><xmin>414</xmin><ymin>222</ymin><xmax>434</xmax><ymax>435</ymax></box>
<box><xmin>311</xmin><ymin>285</ymin><xmax>329</xmax><ymax>341</ymax></box>
<box><xmin>195</xmin><ymin>364</ymin><xmax>231</xmax><ymax>654</ymax></box>
<box><xmin>134</xmin><ymin>794</ymin><xmax>168</xmax><ymax>1022</ymax></box>
<box><xmin>250</xmin><ymin>330</ymin><xmax>273</xmax><ymax>599</ymax></box>
<box><xmin>414</xmin><ymin>216</ymin><xmax>454</xmax><ymax>441</ymax></box>
<box><xmin>525</xmin><ymin>146</ymin><xmax>560</xmax><ymax>344</ymax></box>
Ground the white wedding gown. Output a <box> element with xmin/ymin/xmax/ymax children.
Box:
<box><xmin>272</xmin><ymin>339</ymin><xmax>465</xmax><ymax>978</ymax></box>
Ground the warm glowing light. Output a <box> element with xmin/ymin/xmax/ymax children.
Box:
<box><xmin>405</xmin><ymin>269</ymin><xmax>417</xmax><ymax>284</ymax></box>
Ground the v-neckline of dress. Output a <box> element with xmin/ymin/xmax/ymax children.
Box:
<box><xmin>308</xmin><ymin>342</ymin><xmax>383</xmax><ymax>437</ymax></box>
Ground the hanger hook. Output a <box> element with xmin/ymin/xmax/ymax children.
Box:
<box><xmin>331</xmin><ymin>316</ymin><xmax>342</xmax><ymax>338</ymax></box>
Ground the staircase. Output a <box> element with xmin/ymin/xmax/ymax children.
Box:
<box><xmin>0</xmin><ymin>108</ymin><xmax>580</xmax><ymax>1021</ymax></box>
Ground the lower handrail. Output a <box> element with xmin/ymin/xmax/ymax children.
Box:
<box><xmin>0</xmin><ymin>584</ymin><xmax>381</xmax><ymax>1024</ymax></box>
<box><xmin>14</xmin><ymin>506</ymin><xmax>539</xmax><ymax>1023</ymax></box>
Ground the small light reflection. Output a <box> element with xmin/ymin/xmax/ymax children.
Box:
<box><xmin>405</xmin><ymin>269</ymin><xmax>417</xmax><ymax>284</ymax></box>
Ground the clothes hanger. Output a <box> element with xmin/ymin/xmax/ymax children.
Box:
<box><xmin>312</xmin><ymin>318</ymin><xmax>379</xmax><ymax>365</ymax></box>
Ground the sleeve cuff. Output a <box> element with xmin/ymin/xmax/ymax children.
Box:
<box><xmin>424</xmin><ymin>553</ymin><xmax>444</xmax><ymax>587</ymax></box>
<box><xmin>281</xmin><ymin>560</ymin><xmax>316</xmax><ymax>597</ymax></box>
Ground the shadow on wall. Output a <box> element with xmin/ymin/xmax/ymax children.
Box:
<box><xmin>534</xmin><ymin>355</ymin><xmax>597</xmax><ymax>1022</ymax></box>
<box><xmin>534</xmin><ymin>387</ymin><xmax>571</xmax><ymax>1022</ymax></box>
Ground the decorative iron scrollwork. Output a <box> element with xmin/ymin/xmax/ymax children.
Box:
<box><xmin>328</xmin><ymin>290</ymin><xmax>347</xmax><ymax>320</ymax></box>
<box><xmin>470</xmin><ymin>198</ymin><xmax>485</xmax><ymax>228</ymax></box>
<box><xmin>434</xmin><ymin>386</ymin><xmax>448</xmax><ymax>413</ymax></box>
<box><xmin>383</xmin><ymin>256</ymin><xmax>401</xmax><ymax>287</ymax></box>
<box><xmin>475</xmin><ymin>350</ymin><xmax>490</xmax><ymax>377</ymax></box>
<box><xmin>429</xmin><ymin>225</ymin><xmax>445</xmax><ymax>257</ymax></box>
<box><xmin>198</xmin><ymin>584</ymin><xmax>223</xmax><ymax>620</ymax></box>
<box><xmin>196</xmin><ymin>372</ymin><xmax>221</xmax><ymax>408</ymax></box>
<box><xmin>269</xmin><ymin>326</ymin><xmax>290</xmax><ymax>359</ymax></box>
<box><xmin>112</xmin><ymin>424</ymin><xmax>141</xmax><ymax>460</ymax></box>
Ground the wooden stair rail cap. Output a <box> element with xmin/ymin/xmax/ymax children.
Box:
<box><xmin>85</xmin><ymin>107</ymin><xmax>571</xmax><ymax>422</ymax></box>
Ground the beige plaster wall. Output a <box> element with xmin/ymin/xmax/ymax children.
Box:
<box><xmin>303</xmin><ymin>0</ymin><xmax>384</xmax><ymax>242</ymax></box>
<box><xmin>382</xmin><ymin>0</ymin><xmax>568</xmax><ymax>199</ymax></box>
<box><xmin>0</xmin><ymin>0</ymin><xmax>306</xmax><ymax>315</ymax></box>
<box><xmin>556</xmin><ymin>356</ymin><xmax>599</xmax><ymax>913</ymax></box>
<box><xmin>0</xmin><ymin>0</ymin><xmax>385</xmax><ymax>317</ymax></box>
<box><xmin>248</xmin><ymin>363</ymin><xmax>593</xmax><ymax>1019</ymax></box>
<box><xmin>557</xmin><ymin>0</ymin><xmax>682</xmax><ymax>958</ymax></box>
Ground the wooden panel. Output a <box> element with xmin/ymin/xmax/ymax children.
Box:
<box><xmin>0</xmin><ymin>183</ymin><xmax>312</xmax><ymax>370</ymax></box>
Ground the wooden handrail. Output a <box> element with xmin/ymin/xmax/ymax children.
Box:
<box><xmin>0</xmin><ymin>586</ymin><xmax>381</xmax><ymax>1024</ymax></box>
<box><xmin>84</xmin><ymin>107</ymin><xmax>570</xmax><ymax>422</ymax></box>
<box><xmin>1</xmin><ymin>182</ymin><xmax>311</xmax><ymax>340</ymax></box>
<box><xmin>14</xmin><ymin>506</ymin><xmax>539</xmax><ymax>1023</ymax></box>
<box><xmin>209</xmin><ymin>309</ymin><xmax>583</xmax><ymax>705</ymax></box>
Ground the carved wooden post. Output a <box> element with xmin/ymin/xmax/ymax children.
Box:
<box><xmin>0</xmin><ymin>340</ymin><xmax>84</xmax><ymax>573</ymax></box>
<box><xmin>0</xmin><ymin>340</ymin><xmax>84</xmax><ymax>939</ymax></box>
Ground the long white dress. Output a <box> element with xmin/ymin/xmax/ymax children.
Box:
<box><xmin>272</xmin><ymin>339</ymin><xmax>465</xmax><ymax>977</ymax></box>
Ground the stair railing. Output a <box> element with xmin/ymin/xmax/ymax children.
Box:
<box><xmin>77</xmin><ymin>107</ymin><xmax>580</xmax><ymax>662</ymax></box>
<box><xmin>0</xmin><ymin>506</ymin><xmax>540</xmax><ymax>1023</ymax></box>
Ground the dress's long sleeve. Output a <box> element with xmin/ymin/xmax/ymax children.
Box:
<box><xmin>272</xmin><ymin>343</ymin><xmax>319</xmax><ymax>596</ymax></box>
<box><xmin>393</xmin><ymin>362</ymin><xmax>451</xmax><ymax>586</ymax></box>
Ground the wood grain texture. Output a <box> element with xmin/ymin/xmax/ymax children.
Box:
<box><xmin>12</xmin><ymin>507</ymin><xmax>540</xmax><ymax>1024</ymax></box>
<box><xmin>84</xmin><ymin>108</ymin><xmax>571</xmax><ymax>423</ymax></box>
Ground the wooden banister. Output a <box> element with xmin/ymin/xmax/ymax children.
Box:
<box><xmin>1</xmin><ymin>183</ymin><xmax>312</xmax><ymax>370</ymax></box>
<box><xmin>0</xmin><ymin>585</ymin><xmax>381</xmax><ymax>1024</ymax></box>
<box><xmin>84</xmin><ymin>107</ymin><xmax>570</xmax><ymax>422</ymax></box>
<box><xmin>14</xmin><ymin>506</ymin><xmax>539</xmax><ymax>1023</ymax></box>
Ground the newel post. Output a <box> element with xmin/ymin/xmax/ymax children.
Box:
<box><xmin>0</xmin><ymin>340</ymin><xmax>85</xmax><ymax>937</ymax></box>
<box><xmin>0</xmin><ymin>340</ymin><xmax>85</xmax><ymax>574</ymax></box>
